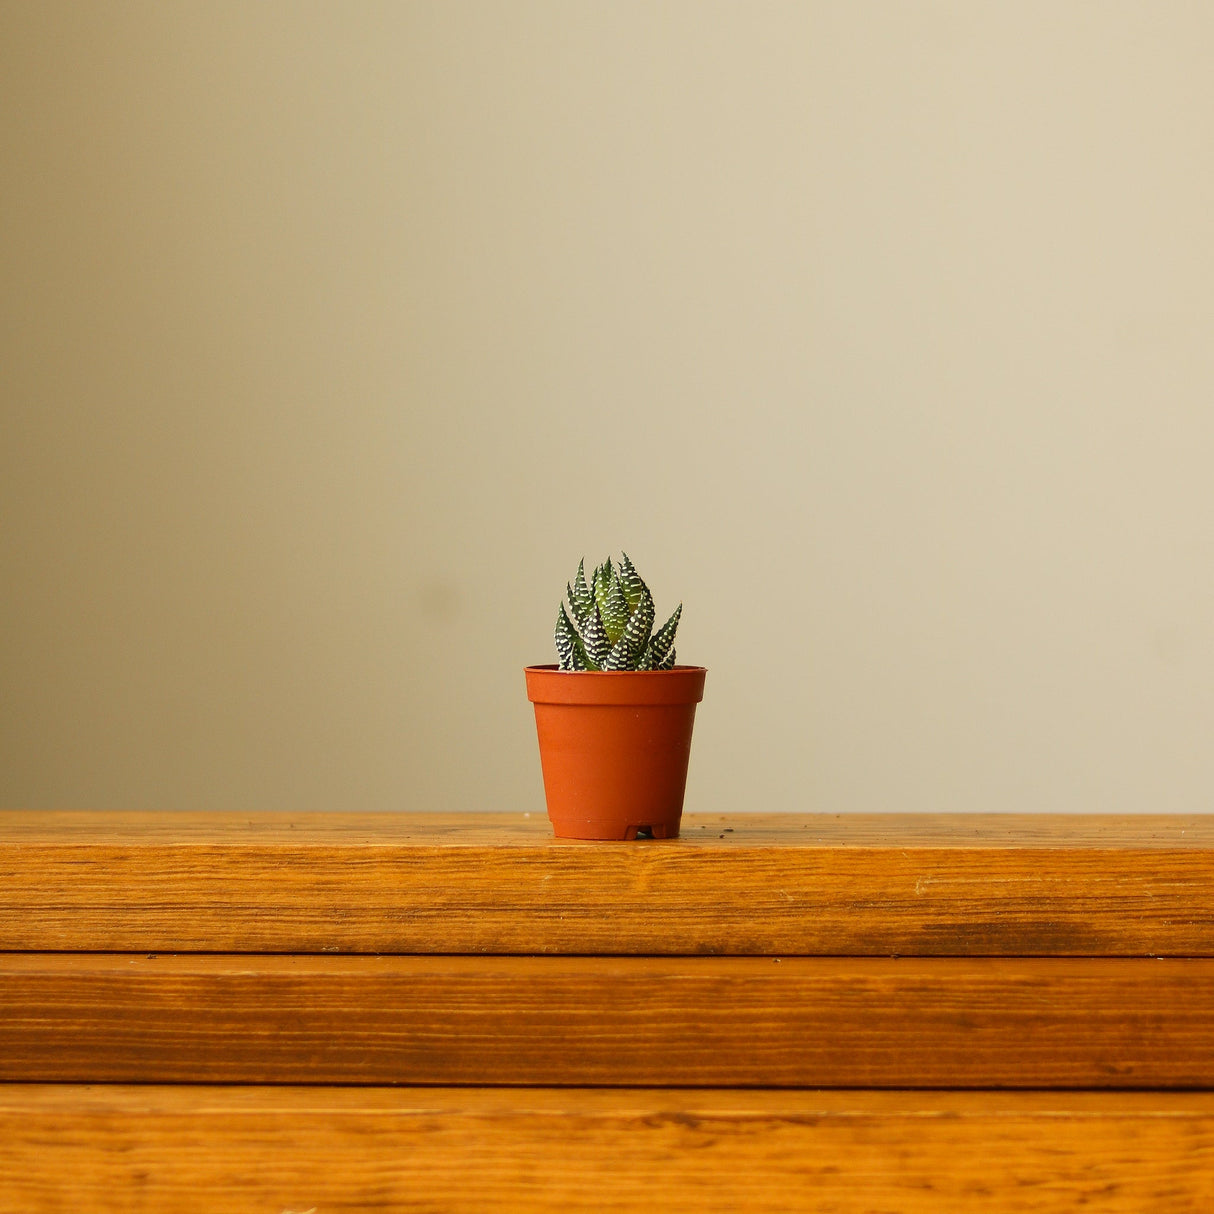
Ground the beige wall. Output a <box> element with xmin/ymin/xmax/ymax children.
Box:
<box><xmin>2</xmin><ymin>2</ymin><xmax>1212</xmax><ymax>813</ymax></box>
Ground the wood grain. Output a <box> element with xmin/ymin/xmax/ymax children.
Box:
<box><xmin>2</xmin><ymin>1085</ymin><xmax>1212</xmax><ymax>1213</ymax></box>
<box><xmin>2</xmin><ymin>811</ymin><xmax>1212</xmax><ymax>954</ymax></box>
<box><xmin>3</xmin><ymin>953</ymin><xmax>1213</xmax><ymax>1086</ymax></box>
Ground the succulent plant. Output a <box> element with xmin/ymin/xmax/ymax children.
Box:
<box><xmin>555</xmin><ymin>553</ymin><xmax>682</xmax><ymax>672</ymax></box>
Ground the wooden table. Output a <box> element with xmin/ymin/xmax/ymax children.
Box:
<box><xmin>2</xmin><ymin>811</ymin><xmax>1212</xmax><ymax>1210</ymax></box>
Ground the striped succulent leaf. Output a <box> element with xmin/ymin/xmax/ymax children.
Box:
<box><xmin>555</xmin><ymin>555</ymin><xmax>682</xmax><ymax>672</ymax></box>
<box><xmin>554</xmin><ymin>601</ymin><xmax>590</xmax><ymax>671</ymax></box>
<box><xmin>599</xmin><ymin>573</ymin><xmax>630</xmax><ymax>644</ymax></box>
<box><xmin>580</xmin><ymin>602</ymin><xmax>613</xmax><ymax>668</ymax></box>
<box><xmin>603</xmin><ymin>581</ymin><xmax>654</xmax><ymax>670</ymax></box>
<box><xmin>554</xmin><ymin>602</ymin><xmax>577</xmax><ymax>669</ymax></box>
<box><xmin>591</xmin><ymin>559</ymin><xmax>614</xmax><ymax>617</ymax></box>
<box><xmin>600</xmin><ymin>637</ymin><xmax>633</xmax><ymax>671</ymax></box>
<box><xmin>617</xmin><ymin>552</ymin><xmax>646</xmax><ymax>611</ymax></box>
<box><xmin>570</xmin><ymin>560</ymin><xmax>593</xmax><ymax>620</ymax></box>
<box><xmin>640</xmin><ymin>603</ymin><xmax>682</xmax><ymax>670</ymax></box>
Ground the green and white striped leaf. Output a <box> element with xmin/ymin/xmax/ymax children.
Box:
<box><xmin>643</xmin><ymin>602</ymin><xmax>682</xmax><ymax>668</ymax></box>
<box><xmin>566</xmin><ymin>584</ymin><xmax>586</xmax><ymax>631</ymax></box>
<box><xmin>580</xmin><ymin>602</ymin><xmax>612</xmax><ymax>669</ymax></box>
<box><xmin>553</xmin><ymin>555</ymin><xmax>684</xmax><ymax>672</ymax></box>
<box><xmin>601</xmin><ymin>638</ymin><xmax>631</xmax><ymax>670</ymax></box>
<box><xmin>600</xmin><ymin>569</ymin><xmax>630</xmax><ymax>644</ymax></box>
<box><xmin>609</xmin><ymin>581</ymin><xmax>654</xmax><ymax>669</ymax></box>
<box><xmin>617</xmin><ymin>552</ymin><xmax>647</xmax><ymax>611</ymax></box>
<box><xmin>591</xmin><ymin>559</ymin><xmax>614</xmax><ymax>618</ymax></box>
<box><xmin>554</xmin><ymin>602</ymin><xmax>579</xmax><ymax>671</ymax></box>
<box><xmin>603</xmin><ymin>590</ymin><xmax>651</xmax><ymax>670</ymax></box>
<box><xmin>569</xmin><ymin>560</ymin><xmax>593</xmax><ymax>624</ymax></box>
<box><xmin>567</xmin><ymin>638</ymin><xmax>590</xmax><ymax>671</ymax></box>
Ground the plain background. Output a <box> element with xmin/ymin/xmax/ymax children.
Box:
<box><xmin>2</xmin><ymin>2</ymin><xmax>1212</xmax><ymax>814</ymax></box>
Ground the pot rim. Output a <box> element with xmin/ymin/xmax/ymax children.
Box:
<box><xmin>524</xmin><ymin>663</ymin><xmax>706</xmax><ymax>674</ymax></box>
<box><xmin>524</xmin><ymin>664</ymin><xmax>706</xmax><ymax>706</ymax></box>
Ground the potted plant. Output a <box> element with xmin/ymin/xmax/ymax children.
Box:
<box><xmin>525</xmin><ymin>554</ymin><xmax>706</xmax><ymax>840</ymax></box>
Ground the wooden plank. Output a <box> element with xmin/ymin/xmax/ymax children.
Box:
<box><xmin>10</xmin><ymin>809</ymin><xmax>1213</xmax><ymax>846</ymax></box>
<box><xmin>3</xmin><ymin>953</ymin><xmax>1213</xmax><ymax>1086</ymax></box>
<box><xmin>2</xmin><ymin>1085</ymin><xmax>1212</xmax><ymax>1213</ymax></box>
<box><xmin>2</xmin><ymin>811</ymin><xmax>1211</xmax><ymax>955</ymax></box>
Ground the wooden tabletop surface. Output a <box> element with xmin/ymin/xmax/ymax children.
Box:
<box><xmin>4</xmin><ymin>809</ymin><xmax>1212</xmax><ymax>845</ymax></box>
<box><xmin>2</xmin><ymin>811</ymin><xmax>1211</xmax><ymax>954</ymax></box>
<box><xmin>3</xmin><ymin>952</ymin><xmax>1213</xmax><ymax>1087</ymax></box>
<box><xmin>4</xmin><ymin>812</ymin><xmax>1213</xmax><ymax>1209</ymax></box>
<box><xmin>4</xmin><ymin>1086</ymin><xmax>1212</xmax><ymax>1213</ymax></box>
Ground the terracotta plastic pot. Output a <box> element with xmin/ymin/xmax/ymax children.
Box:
<box><xmin>524</xmin><ymin>664</ymin><xmax>707</xmax><ymax>841</ymax></box>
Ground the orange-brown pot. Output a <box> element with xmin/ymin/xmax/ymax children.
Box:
<box><xmin>524</xmin><ymin>664</ymin><xmax>707</xmax><ymax>840</ymax></box>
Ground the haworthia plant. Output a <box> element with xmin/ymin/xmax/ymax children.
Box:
<box><xmin>555</xmin><ymin>553</ymin><xmax>681</xmax><ymax>672</ymax></box>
